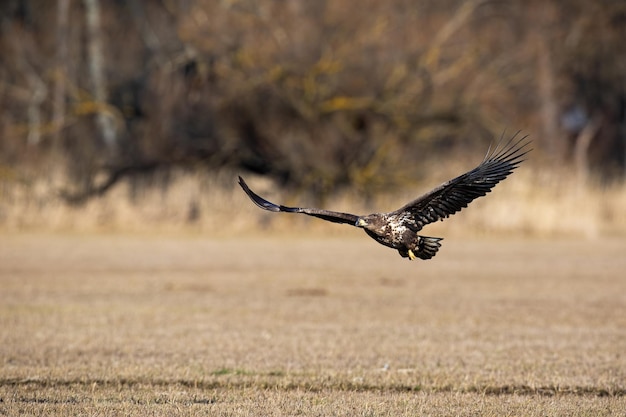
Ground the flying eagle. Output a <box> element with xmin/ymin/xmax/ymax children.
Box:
<box><xmin>239</xmin><ymin>133</ymin><xmax>530</xmax><ymax>261</ymax></box>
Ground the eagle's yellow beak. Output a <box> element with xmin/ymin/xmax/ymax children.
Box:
<box><xmin>356</xmin><ymin>218</ymin><xmax>367</xmax><ymax>227</ymax></box>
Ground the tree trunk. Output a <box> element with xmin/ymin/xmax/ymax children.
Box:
<box><xmin>536</xmin><ymin>38</ymin><xmax>561</xmax><ymax>160</ymax></box>
<box><xmin>573</xmin><ymin>118</ymin><xmax>600</xmax><ymax>186</ymax></box>
<box><xmin>52</xmin><ymin>0</ymin><xmax>70</xmax><ymax>148</ymax></box>
<box><xmin>84</xmin><ymin>0</ymin><xmax>117</xmax><ymax>151</ymax></box>
<box><xmin>25</xmin><ymin>69</ymin><xmax>47</xmax><ymax>146</ymax></box>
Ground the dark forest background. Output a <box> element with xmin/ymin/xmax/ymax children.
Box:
<box><xmin>1</xmin><ymin>0</ymin><xmax>625</xmax><ymax>206</ymax></box>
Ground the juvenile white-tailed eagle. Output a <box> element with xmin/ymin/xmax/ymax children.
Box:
<box><xmin>239</xmin><ymin>133</ymin><xmax>530</xmax><ymax>261</ymax></box>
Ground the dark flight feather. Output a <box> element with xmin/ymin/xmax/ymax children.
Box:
<box><xmin>238</xmin><ymin>177</ymin><xmax>359</xmax><ymax>225</ymax></box>
<box><xmin>388</xmin><ymin>132</ymin><xmax>530</xmax><ymax>231</ymax></box>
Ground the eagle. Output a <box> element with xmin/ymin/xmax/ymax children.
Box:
<box><xmin>238</xmin><ymin>133</ymin><xmax>530</xmax><ymax>261</ymax></box>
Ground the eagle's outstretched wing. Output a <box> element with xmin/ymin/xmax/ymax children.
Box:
<box><xmin>238</xmin><ymin>176</ymin><xmax>360</xmax><ymax>225</ymax></box>
<box><xmin>388</xmin><ymin>132</ymin><xmax>531</xmax><ymax>231</ymax></box>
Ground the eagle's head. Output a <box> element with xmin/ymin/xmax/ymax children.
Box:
<box><xmin>355</xmin><ymin>215</ymin><xmax>385</xmax><ymax>232</ymax></box>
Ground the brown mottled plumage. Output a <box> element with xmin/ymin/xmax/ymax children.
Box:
<box><xmin>239</xmin><ymin>133</ymin><xmax>530</xmax><ymax>261</ymax></box>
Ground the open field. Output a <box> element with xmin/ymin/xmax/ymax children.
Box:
<box><xmin>1</xmin><ymin>234</ymin><xmax>625</xmax><ymax>415</ymax></box>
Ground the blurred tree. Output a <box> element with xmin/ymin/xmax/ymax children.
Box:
<box><xmin>0</xmin><ymin>0</ymin><xmax>624</xmax><ymax>203</ymax></box>
<box><xmin>556</xmin><ymin>0</ymin><xmax>626</xmax><ymax>182</ymax></box>
<box><xmin>515</xmin><ymin>0</ymin><xmax>626</xmax><ymax>181</ymax></box>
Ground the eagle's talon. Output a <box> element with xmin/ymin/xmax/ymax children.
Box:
<box><xmin>408</xmin><ymin>249</ymin><xmax>416</xmax><ymax>260</ymax></box>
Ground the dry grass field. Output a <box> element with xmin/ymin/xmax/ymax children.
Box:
<box><xmin>1</xmin><ymin>234</ymin><xmax>625</xmax><ymax>416</ymax></box>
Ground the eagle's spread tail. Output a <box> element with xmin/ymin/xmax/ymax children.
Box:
<box><xmin>403</xmin><ymin>236</ymin><xmax>443</xmax><ymax>260</ymax></box>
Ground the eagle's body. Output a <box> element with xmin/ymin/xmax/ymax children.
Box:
<box><xmin>239</xmin><ymin>133</ymin><xmax>530</xmax><ymax>261</ymax></box>
<box><xmin>357</xmin><ymin>213</ymin><xmax>442</xmax><ymax>260</ymax></box>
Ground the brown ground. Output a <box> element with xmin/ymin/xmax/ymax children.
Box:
<box><xmin>1</xmin><ymin>234</ymin><xmax>625</xmax><ymax>416</ymax></box>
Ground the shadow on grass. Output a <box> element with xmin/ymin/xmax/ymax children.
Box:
<box><xmin>2</xmin><ymin>375</ymin><xmax>623</xmax><ymax>399</ymax></box>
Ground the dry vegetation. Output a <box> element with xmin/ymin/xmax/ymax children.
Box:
<box><xmin>1</xmin><ymin>235</ymin><xmax>625</xmax><ymax>415</ymax></box>
<box><xmin>2</xmin><ymin>162</ymin><xmax>626</xmax><ymax>238</ymax></box>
